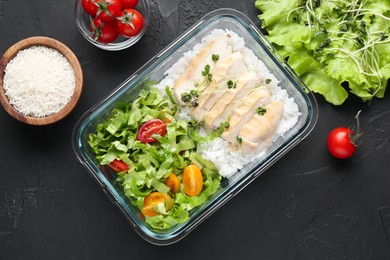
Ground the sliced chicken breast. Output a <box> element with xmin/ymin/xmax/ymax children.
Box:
<box><xmin>204</xmin><ymin>70</ymin><xmax>260</xmax><ymax>129</ymax></box>
<box><xmin>221</xmin><ymin>86</ymin><xmax>272</xmax><ymax>143</ymax></box>
<box><xmin>237</xmin><ymin>100</ymin><xmax>284</xmax><ymax>154</ymax></box>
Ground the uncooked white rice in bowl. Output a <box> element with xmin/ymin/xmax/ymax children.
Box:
<box><xmin>3</xmin><ymin>46</ymin><xmax>76</xmax><ymax>118</ymax></box>
<box><xmin>154</xmin><ymin>29</ymin><xmax>301</xmax><ymax>178</ymax></box>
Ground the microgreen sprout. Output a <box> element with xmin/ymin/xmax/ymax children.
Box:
<box><xmin>181</xmin><ymin>92</ymin><xmax>191</xmax><ymax>103</ymax></box>
<box><xmin>256</xmin><ymin>107</ymin><xmax>267</xmax><ymax>116</ymax></box>
<box><xmin>190</xmin><ymin>89</ymin><xmax>199</xmax><ymax>97</ymax></box>
<box><xmin>212</xmin><ymin>54</ymin><xmax>220</xmax><ymax>62</ymax></box>
<box><xmin>227</xmin><ymin>80</ymin><xmax>237</xmax><ymax>89</ymax></box>
<box><xmin>236</xmin><ymin>136</ymin><xmax>242</xmax><ymax>145</ymax></box>
<box><xmin>202</xmin><ymin>64</ymin><xmax>210</xmax><ymax>77</ymax></box>
<box><xmin>379</xmin><ymin>32</ymin><xmax>388</xmax><ymax>41</ymax></box>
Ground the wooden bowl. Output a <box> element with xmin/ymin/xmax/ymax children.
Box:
<box><xmin>0</xmin><ymin>36</ymin><xmax>83</xmax><ymax>125</ymax></box>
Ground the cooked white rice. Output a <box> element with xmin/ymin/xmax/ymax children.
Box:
<box><xmin>155</xmin><ymin>29</ymin><xmax>300</xmax><ymax>178</ymax></box>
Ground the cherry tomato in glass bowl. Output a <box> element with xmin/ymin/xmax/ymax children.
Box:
<box><xmin>89</xmin><ymin>18</ymin><xmax>119</xmax><ymax>44</ymax></box>
<box><xmin>75</xmin><ymin>0</ymin><xmax>150</xmax><ymax>50</ymax></box>
<box><xmin>136</xmin><ymin>119</ymin><xmax>167</xmax><ymax>143</ymax></box>
<box><xmin>120</xmin><ymin>0</ymin><xmax>139</xmax><ymax>9</ymax></box>
<box><xmin>327</xmin><ymin>127</ymin><xmax>357</xmax><ymax>159</ymax></box>
<box><xmin>82</xmin><ymin>0</ymin><xmax>99</xmax><ymax>15</ymax></box>
<box><xmin>115</xmin><ymin>9</ymin><xmax>144</xmax><ymax>37</ymax></box>
<box><xmin>94</xmin><ymin>0</ymin><xmax>122</xmax><ymax>22</ymax></box>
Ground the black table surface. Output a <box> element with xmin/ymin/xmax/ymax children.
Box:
<box><xmin>1</xmin><ymin>1</ymin><xmax>390</xmax><ymax>259</ymax></box>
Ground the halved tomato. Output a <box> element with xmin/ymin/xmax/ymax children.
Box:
<box><xmin>136</xmin><ymin>119</ymin><xmax>167</xmax><ymax>143</ymax></box>
<box><xmin>107</xmin><ymin>159</ymin><xmax>129</xmax><ymax>173</ymax></box>
<box><xmin>182</xmin><ymin>164</ymin><xmax>203</xmax><ymax>197</ymax></box>
<box><xmin>141</xmin><ymin>192</ymin><xmax>173</xmax><ymax>217</ymax></box>
<box><xmin>164</xmin><ymin>173</ymin><xmax>180</xmax><ymax>194</ymax></box>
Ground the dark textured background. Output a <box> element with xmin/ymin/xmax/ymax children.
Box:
<box><xmin>1</xmin><ymin>1</ymin><xmax>390</xmax><ymax>259</ymax></box>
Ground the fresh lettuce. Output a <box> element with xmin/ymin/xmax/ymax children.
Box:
<box><xmin>256</xmin><ymin>0</ymin><xmax>390</xmax><ymax>105</ymax></box>
<box><xmin>88</xmin><ymin>86</ymin><xmax>222</xmax><ymax>229</ymax></box>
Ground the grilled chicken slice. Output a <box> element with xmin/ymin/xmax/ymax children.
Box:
<box><xmin>204</xmin><ymin>70</ymin><xmax>260</xmax><ymax>129</ymax></box>
<box><xmin>221</xmin><ymin>86</ymin><xmax>272</xmax><ymax>143</ymax></box>
<box><xmin>191</xmin><ymin>51</ymin><xmax>247</xmax><ymax>122</ymax></box>
<box><xmin>173</xmin><ymin>34</ymin><xmax>233</xmax><ymax>105</ymax></box>
<box><xmin>238</xmin><ymin>100</ymin><xmax>284</xmax><ymax>154</ymax></box>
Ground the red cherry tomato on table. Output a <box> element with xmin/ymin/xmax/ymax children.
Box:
<box><xmin>82</xmin><ymin>0</ymin><xmax>99</xmax><ymax>15</ymax></box>
<box><xmin>107</xmin><ymin>159</ymin><xmax>129</xmax><ymax>173</ymax></box>
<box><xmin>327</xmin><ymin>127</ymin><xmax>357</xmax><ymax>159</ymax></box>
<box><xmin>115</xmin><ymin>9</ymin><xmax>144</xmax><ymax>37</ymax></box>
<box><xmin>120</xmin><ymin>0</ymin><xmax>139</xmax><ymax>9</ymax></box>
<box><xmin>136</xmin><ymin>119</ymin><xmax>167</xmax><ymax>143</ymax></box>
<box><xmin>94</xmin><ymin>0</ymin><xmax>122</xmax><ymax>22</ymax></box>
<box><xmin>89</xmin><ymin>17</ymin><xmax>119</xmax><ymax>44</ymax></box>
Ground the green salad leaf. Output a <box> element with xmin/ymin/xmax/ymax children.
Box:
<box><xmin>256</xmin><ymin>0</ymin><xmax>390</xmax><ymax>105</ymax></box>
<box><xmin>88</xmin><ymin>86</ymin><xmax>222</xmax><ymax>229</ymax></box>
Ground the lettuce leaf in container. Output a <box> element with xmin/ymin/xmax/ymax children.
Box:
<box><xmin>255</xmin><ymin>0</ymin><xmax>390</xmax><ymax>105</ymax></box>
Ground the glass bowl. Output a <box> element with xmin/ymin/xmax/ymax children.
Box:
<box><xmin>74</xmin><ymin>0</ymin><xmax>150</xmax><ymax>51</ymax></box>
<box><xmin>72</xmin><ymin>8</ymin><xmax>318</xmax><ymax>245</ymax></box>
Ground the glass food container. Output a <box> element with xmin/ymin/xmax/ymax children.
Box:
<box><xmin>72</xmin><ymin>8</ymin><xmax>318</xmax><ymax>245</ymax></box>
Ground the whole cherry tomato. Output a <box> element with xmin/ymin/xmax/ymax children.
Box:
<box><xmin>120</xmin><ymin>0</ymin><xmax>139</xmax><ymax>9</ymax></box>
<box><xmin>94</xmin><ymin>0</ymin><xmax>122</xmax><ymax>22</ymax></box>
<box><xmin>115</xmin><ymin>9</ymin><xmax>144</xmax><ymax>37</ymax></box>
<box><xmin>89</xmin><ymin>17</ymin><xmax>119</xmax><ymax>44</ymax></box>
<box><xmin>327</xmin><ymin>127</ymin><xmax>357</xmax><ymax>159</ymax></box>
<box><xmin>82</xmin><ymin>0</ymin><xmax>99</xmax><ymax>15</ymax></box>
<box><xmin>327</xmin><ymin>111</ymin><xmax>362</xmax><ymax>159</ymax></box>
<box><xmin>136</xmin><ymin>119</ymin><xmax>167</xmax><ymax>143</ymax></box>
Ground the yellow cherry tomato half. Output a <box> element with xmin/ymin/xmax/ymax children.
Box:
<box><xmin>182</xmin><ymin>164</ymin><xmax>203</xmax><ymax>197</ymax></box>
<box><xmin>164</xmin><ymin>173</ymin><xmax>180</xmax><ymax>194</ymax></box>
<box><xmin>141</xmin><ymin>192</ymin><xmax>173</xmax><ymax>217</ymax></box>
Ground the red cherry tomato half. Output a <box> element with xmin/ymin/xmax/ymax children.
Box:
<box><xmin>120</xmin><ymin>0</ymin><xmax>139</xmax><ymax>9</ymax></box>
<box><xmin>82</xmin><ymin>0</ymin><xmax>99</xmax><ymax>15</ymax></box>
<box><xmin>107</xmin><ymin>159</ymin><xmax>129</xmax><ymax>173</ymax></box>
<box><xmin>115</xmin><ymin>9</ymin><xmax>144</xmax><ymax>38</ymax></box>
<box><xmin>136</xmin><ymin>119</ymin><xmax>167</xmax><ymax>143</ymax></box>
<box><xmin>94</xmin><ymin>0</ymin><xmax>122</xmax><ymax>22</ymax></box>
<box><xmin>89</xmin><ymin>17</ymin><xmax>119</xmax><ymax>44</ymax></box>
<box><xmin>327</xmin><ymin>127</ymin><xmax>357</xmax><ymax>159</ymax></box>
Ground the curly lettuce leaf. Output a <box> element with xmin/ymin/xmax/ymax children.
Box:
<box><xmin>256</xmin><ymin>0</ymin><xmax>390</xmax><ymax>105</ymax></box>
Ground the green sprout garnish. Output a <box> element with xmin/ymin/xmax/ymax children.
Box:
<box><xmin>227</xmin><ymin>80</ymin><xmax>237</xmax><ymax>89</ymax></box>
<box><xmin>236</xmin><ymin>136</ymin><xmax>242</xmax><ymax>145</ymax></box>
<box><xmin>256</xmin><ymin>107</ymin><xmax>267</xmax><ymax>116</ymax></box>
<box><xmin>212</xmin><ymin>54</ymin><xmax>220</xmax><ymax>62</ymax></box>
